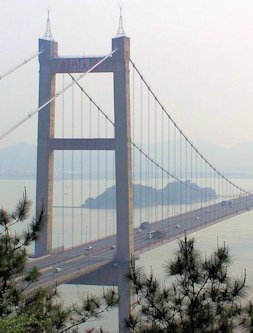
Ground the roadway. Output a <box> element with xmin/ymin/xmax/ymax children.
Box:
<box><xmin>26</xmin><ymin>194</ymin><xmax>253</xmax><ymax>292</ymax></box>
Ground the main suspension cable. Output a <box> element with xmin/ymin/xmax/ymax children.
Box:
<box><xmin>68</xmin><ymin>61</ymin><xmax>251</xmax><ymax>199</ymax></box>
<box><xmin>0</xmin><ymin>49</ymin><xmax>117</xmax><ymax>142</ymax></box>
<box><xmin>129</xmin><ymin>59</ymin><xmax>250</xmax><ymax>196</ymax></box>
<box><xmin>0</xmin><ymin>51</ymin><xmax>43</xmax><ymax>81</ymax></box>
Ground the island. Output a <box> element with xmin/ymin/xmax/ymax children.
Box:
<box><xmin>82</xmin><ymin>180</ymin><xmax>216</xmax><ymax>209</ymax></box>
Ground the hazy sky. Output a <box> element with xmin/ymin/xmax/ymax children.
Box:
<box><xmin>1</xmin><ymin>0</ymin><xmax>253</xmax><ymax>148</ymax></box>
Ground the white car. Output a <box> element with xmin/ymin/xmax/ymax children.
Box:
<box><xmin>137</xmin><ymin>228</ymin><xmax>142</xmax><ymax>233</ymax></box>
<box><xmin>110</xmin><ymin>245</ymin><xmax>116</xmax><ymax>249</ymax></box>
<box><xmin>55</xmin><ymin>267</ymin><xmax>62</xmax><ymax>273</ymax></box>
<box><xmin>86</xmin><ymin>246</ymin><xmax>93</xmax><ymax>251</ymax></box>
<box><xmin>196</xmin><ymin>216</ymin><xmax>200</xmax><ymax>220</ymax></box>
<box><xmin>176</xmin><ymin>224</ymin><xmax>181</xmax><ymax>229</ymax></box>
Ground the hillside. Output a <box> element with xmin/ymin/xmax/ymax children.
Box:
<box><xmin>82</xmin><ymin>181</ymin><xmax>216</xmax><ymax>209</ymax></box>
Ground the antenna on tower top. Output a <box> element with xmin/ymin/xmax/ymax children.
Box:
<box><xmin>44</xmin><ymin>9</ymin><xmax>54</xmax><ymax>41</ymax></box>
<box><xmin>116</xmin><ymin>7</ymin><xmax>125</xmax><ymax>37</ymax></box>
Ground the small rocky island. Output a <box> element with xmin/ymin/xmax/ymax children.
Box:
<box><xmin>82</xmin><ymin>181</ymin><xmax>216</xmax><ymax>209</ymax></box>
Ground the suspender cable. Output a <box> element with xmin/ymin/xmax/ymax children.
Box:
<box><xmin>147</xmin><ymin>86</ymin><xmax>151</xmax><ymax>225</ymax></box>
<box><xmin>205</xmin><ymin>156</ymin><xmax>208</xmax><ymax>208</ymax></box>
<box><xmin>195</xmin><ymin>149</ymin><xmax>198</xmax><ymax>207</ymax></box>
<box><xmin>139</xmin><ymin>78</ymin><xmax>143</xmax><ymax>223</ymax></box>
<box><xmin>154</xmin><ymin>98</ymin><xmax>158</xmax><ymax>222</ymax></box>
<box><xmin>167</xmin><ymin>110</ymin><xmax>171</xmax><ymax>222</ymax></box>
<box><xmin>68</xmin><ymin>75</ymin><xmax>114</xmax><ymax>127</ymax></box>
<box><xmin>112</xmin><ymin>152</ymin><xmax>116</xmax><ymax>235</ymax></box>
<box><xmin>200</xmin><ymin>159</ymin><xmax>204</xmax><ymax>213</ymax></box>
<box><xmin>185</xmin><ymin>137</ymin><xmax>188</xmax><ymax>214</ymax></box>
<box><xmin>71</xmin><ymin>83</ymin><xmax>75</xmax><ymax>248</ymax></box>
<box><xmin>144</xmin><ymin>92</ymin><xmax>148</xmax><ymax>221</ymax></box>
<box><xmin>69</xmin><ymin>64</ymin><xmax>241</xmax><ymax>200</ymax></box>
<box><xmin>66</xmin><ymin>61</ymin><xmax>248</xmax><ymax>203</ymax></box>
<box><xmin>179</xmin><ymin>132</ymin><xmax>182</xmax><ymax>217</ymax></box>
<box><xmin>173</xmin><ymin>124</ymin><xmax>176</xmax><ymax>216</ymax></box>
<box><xmin>61</xmin><ymin>74</ymin><xmax>65</xmax><ymax>249</ymax></box>
<box><xmin>191</xmin><ymin>141</ymin><xmax>193</xmax><ymax>212</ymax></box>
<box><xmin>161</xmin><ymin>103</ymin><xmax>164</xmax><ymax>222</ymax></box>
<box><xmin>80</xmin><ymin>90</ymin><xmax>84</xmax><ymax>244</ymax></box>
<box><xmin>131</xmin><ymin>65</ymin><xmax>136</xmax><ymax>226</ymax></box>
<box><xmin>132</xmin><ymin>140</ymin><xmax>234</xmax><ymax>199</ymax></box>
<box><xmin>129</xmin><ymin>60</ymin><xmax>250</xmax><ymax>197</ymax></box>
<box><xmin>89</xmin><ymin>100</ymin><xmax>92</xmax><ymax>242</ymax></box>
<box><xmin>105</xmin><ymin>121</ymin><xmax>108</xmax><ymax>237</ymax></box>
<box><xmin>97</xmin><ymin>104</ymin><xmax>100</xmax><ymax>240</ymax></box>
<box><xmin>131</xmin><ymin>68</ymin><xmax>135</xmax><ymax>224</ymax></box>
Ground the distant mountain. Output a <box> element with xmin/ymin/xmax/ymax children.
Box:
<box><xmin>0</xmin><ymin>142</ymin><xmax>36</xmax><ymax>177</ymax></box>
<box><xmin>82</xmin><ymin>181</ymin><xmax>216</xmax><ymax>209</ymax></box>
<box><xmin>193</xmin><ymin>140</ymin><xmax>253</xmax><ymax>174</ymax></box>
<box><xmin>0</xmin><ymin>141</ymin><xmax>252</xmax><ymax>178</ymax></box>
<box><xmin>139</xmin><ymin>140</ymin><xmax>253</xmax><ymax>177</ymax></box>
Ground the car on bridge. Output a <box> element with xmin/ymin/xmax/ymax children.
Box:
<box><xmin>147</xmin><ymin>230</ymin><xmax>166</xmax><ymax>239</ymax></box>
<box><xmin>85</xmin><ymin>245</ymin><xmax>93</xmax><ymax>251</ymax></box>
<box><xmin>55</xmin><ymin>267</ymin><xmax>62</xmax><ymax>273</ymax></box>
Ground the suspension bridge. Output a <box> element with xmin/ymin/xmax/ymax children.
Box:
<box><xmin>1</xmin><ymin>13</ymin><xmax>253</xmax><ymax>332</ymax></box>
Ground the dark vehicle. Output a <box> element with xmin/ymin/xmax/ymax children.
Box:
<box><xmin>147</xmin><ymin>230</ymin><xmax>166</xmax><ymax>239</ymax></box>
<box><xmin>221</xmin><ymin>200</ymin><xmax>232</xmax><ymax>208</ymax></box>
<box><xmin>140</xmin><ymin>221</ymin><xmax>149</xmax><ymax>230</ymax></box>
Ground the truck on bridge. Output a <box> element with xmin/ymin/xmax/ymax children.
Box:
<box><xmin>221</xmin><ymin>200</ymin><xmax>233</xmax><ymax>208</ymax></box>
<box><xmin>140</xmin><ymin>221</ymin><xmax>149</xmax><ymax>230</ymax></box>
<box><xmin>147</xmin><ymin>230</ymin><xmax>166</xmax><ymax>240</ymax></box>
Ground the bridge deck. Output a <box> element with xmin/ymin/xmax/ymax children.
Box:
<box><xmin>27</xmin><ymin>195</ymin><xmax>253</xmax><ymax>292</ymax></box>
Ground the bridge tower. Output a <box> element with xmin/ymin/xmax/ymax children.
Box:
<box><xmin>35</xmin><ymin>37</ymin><xmax>57</xmax><ymax>257</ymax></box>
<box><xmin>35</xmin><ymin>19</ymin><xmax>134</xmax><ymax>330</ymax></box>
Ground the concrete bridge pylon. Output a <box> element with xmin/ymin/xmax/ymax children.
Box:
<box><xmin>35</xmin><ymin>33</ymin><xmax>134</xmax><ymax>331</ymax></box>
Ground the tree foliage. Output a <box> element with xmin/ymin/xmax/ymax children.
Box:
<box><xmin>3</xmin><ymin>192</ymin><xmax>253</xmax><ymax>333</ymax></box>
<box><xmin>126</xmin><ymin>235</ymin><xmax>253</xmax><ymax>333</ymax></box>
<box><xmin>0</xmin><ymin>190</ymin><xmax>43</xmax><ymax>317</ymax></box>
<box><xmin>0</xmin><ymin>192</ymin><xmax>118</xmax><ymax>333</ymax></box>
